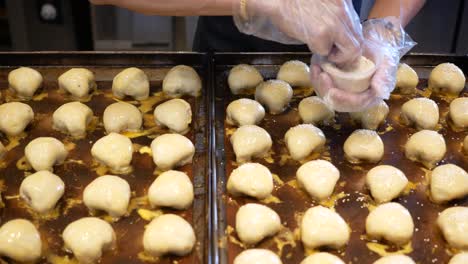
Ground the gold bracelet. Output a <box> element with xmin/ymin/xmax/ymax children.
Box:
<box><xmin>240</xmin><ymin>0</ymin><xmax>248</xmax><ymax>21</ymax></box>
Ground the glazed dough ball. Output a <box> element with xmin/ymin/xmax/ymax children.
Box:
<box><xmin>366</xmin><ymin>202</ymin><xmax>414</xmax><ymax>245</ymax></box>
<box><xmin>395</xmin><ymin>63</ymin><xmax>419</xmax><ymax>94</ymax></box>
<box><xmin>405</xmin><ymin>130</ymin><xmax>446</xmax><ymax>168</ymax></box>
<box><xmin>154</xmin><ymin>98</ymin><xmax>192</xmax><ymax>134</ymax></box>
<box><xmin>91</xmin><ymin>133</ymin><xmax>133</xmax><ymax>173</ymax></box>
<box><xmin>112</xmin><ymin>67</ymin><xmax>149</xmax><ymax>100</ymax></box>
<box><xmin>449</xmin><ymin>253</ymin><xmax>468</xmax><ymax>264</ymax></box>
<box><xmin>0</xmin><ymin>102</ymin><xmax>34</xmax><ymax>136</ymax></box>
<box><xmin>25</xmin><ymin>137</ymin><xmax>68</xmax><ymax>172</ymax></box>
<box><xmin>366</xmin><ymin>165</ymin><xmax>408</xmax><ymax>204</ymax></box>
<box><xmin>236</xmin><ymin>203</ymin><xmax>281</xmax><ymax>245</ymax></box>
<box><xmin>148</xmin><ymin>170</ymin><xmax>194</xmax><ymax>210</ymax></box>
<box><xmin>162</xmin><ymin>65</ymin><xmax>202</xmax><ymax>97</ymax></box>
<box><xmin>429</xmin><ymin>63</ymin><xmax>466</xmax><ymax>95</ymax></box>
<box><xmin>344</xmin><ymin>129</ymin><xmax>384</xmax><ymax>164</ymax></box>
<box><xmin>301</xmin><ymin>206</ymin><xmax>350</xmax><ymax>249</ymax></box>
<box><xmin>277</xmin><ymin>60</ymin><xmax>311</xmax><ymax>87</ymax></box>
<box><xmin>0</xmin><ymin>219</ymin><xmax>42</xmax><ymax>262</ymax></box>
<box><xmin>373</xmin><ymin>255</ymin><xmax>415</xmax><ymax>264</ymax></box>
<box><xmin>63</xmin><ymin>217</ymin><xmax>116</xmax><ymax>264</ymax></box>
<box><xmin>233</xmin><ymin>249</ymin><xmax>282</xmax><ymax>264</ymax></box>
<box><xmin>449</xmin><ymin>97</ymin><xmax>468</xmax><ymax>128</ymax></box>
<box><xmin>437</xmin><ymin>207</ymin><xmax>468</xmax><ymax>249</ymax></box>
<box><xmin>227</xmin><ymin>163</ymin><xmax>273</xmax><ymax>199</ymax></box>
<box><xmin>301</xmin><ymin>253</ymin><xmax>344</xmax><ymax>264</ymax></box>
<box><xmin>83</xmin><ymin>175</ymin><xmax>131</xmax><ymax>218</ymax></box>
<box><xmin>230</xmin><ymin>125</ymin><xmax>272</xmax><ymax>163</ymax></box>
<box><xmin>20</xmin><ymin>170</ymin><xmax>65</xmax><ymax>213</ymax></box>
<box><xmin>255</xmin><ymin>80</ymin><xmax>293</xmax><ymax>114</ymax></box>
<box><xmin>103</xmin><ymin>102</ymin><xmax>142</xmax><ymax>133</ymax></box>
<box><xmin>143</xmin><ymin>214</ymin><xmax>196</xmax><ymax>257</ymax></box>
<box><xmin>401</xmin><ymin>98</ymin><xmax>439</xmax><ymax>130</ymax></box>
<box><xmin>430</xmin><ymin>164</ymin><xmax>468</xmax><ymax>204</ymax></box>
<box><xmin>226</xmin><ymin>98</ymin><xmax>265</xmax><ymax>126</ymax></box>
<box><xmin>53</xmin><ymin>102</ymin><xmax>93</xmax><ymax>137</ymax></box>
<box><xmin>8</xmin><ymin>67</ymin><xmax>43</xmax><ymax>99</ymax></box>
<box><xmin>59</xmin><ymin>68</ymin><xmax>95</xmax><ymax>98</ymax></box>
<box><xmin>150</xmin><ymin>133</ymin><xmax>195</xmax><ymax>170</ymax></box>
<box><xmin>285</xmin><ymin>124</ymin><xmax>325</xmax><ymax>161</ymax></box>
<box><xmin>298</xmin><ymin>96</ymin><xmax>335</xmax><ymax>126</ymax></box>
<box><xmin>350</xmin><ymin>100</ymin><xmax>389</xmax><ymax>130</ymax></box>
<box><xmin>296</xmin><ymin>160</ymin><xmax>340</xmax><ymax>201</ymax></box>
<box><xmin>228</xmin><ymin>64</ymin><xmax>263</xmax><ymax>94</ymax></box>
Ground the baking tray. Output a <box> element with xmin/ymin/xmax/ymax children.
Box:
<box><xmin>212</xmin><ymin>53</ymin><xmax>468</xmax><ymax>264</ymax></box>
<box><xmin>0</xmin><ymin>52</ymin><xmax>211</xmax><ymax>264</ymax></box>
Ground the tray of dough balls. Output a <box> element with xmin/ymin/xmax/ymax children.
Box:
<box><xmin>212</xmin><ymin>53</ymin><xmax>468</xmax><ymax>264</ymax></box>
<box><xmin>0</xmin><ymin>52</ymin><xmax>210</xmax><ymax>264</ymax></box>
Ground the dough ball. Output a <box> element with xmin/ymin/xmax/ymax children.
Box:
<box><xmin>83</xmin><ymin>175</ymin><xmax>131</xmax><ymax>218</ymax></box>
<box><xmin>401</xmin><ymin>98</ymin><xmax>439</xmax><ymax>130</ymax></box>
<box><xmin>20</xmin><ymin>170</ymin><xmax>64</xmax><ymax>213</ymax></box>
<box><xmin>150</xmin><ymin>133</ymin><xmax>195</xmax><ymax>170</ymax></box>
<box><xmin>301</xmin><ymin>206</ymin><xmax>350</xmax><ymax>249</ymax></box>
<box><xmin>154</xmin><ymin>98</ymin><xmax>192</xmax><ymax>134</ymax></box>
<box><xmin>255</xmin><ymin>80</ymin><xmax>293</xmax><ymax>114</ymax></box>
<box><xmin>227</xmin><ymin>163</ymin><xmax>273</xmax><ymax>199</ymax></box>
<box><xmin>301</xmin><ymin>253</ymin><xmax>344</xmax><ymax>264</ymax></box>
<box><xmin>449</xmin><ymin>97</ymin><xmax>468</xmax><ymax>128</ymax></box>
<box><xmin>373</xmin><ymin>255</ymin><xmax>415</xmax><ymax>264</ymax></box>
<box><xmin>25</xmin><ymin>137</ymin><xmax>68</xmax><ymax>172</ymax></box>
<box><xmin>228</xmin><ymin>64</ymin><xmax>263</xmax><ymax>94</ymax></box>
<box><xmin>395</xmin><ymin>63</ymin><xmax>419</xmax><ymax>94</ymax></box>
<box><xmin>230</xmin><ymin>125</ymin><xmax>272</xmax><ymax>163</ymax></box>
<box><xmin>91</xmin><ymin>133</ymin><xmax>134</xmax><ymax>173</ymax></box>
<box><xmin>103</xmin><ymin>102</ymin><xmax>142</xmax><ymax>133</ymax></box>
<box><xmin>350</xmin><ymin>100</ymin><xmax>389</xmax><ymax>130</ymax></box>
<box><xmin>296</xmin><ymin>159</ymin><xmax>340</xmax><ymax>201</ymax></box>
<box><xmin>366</xmin><ymin>202</ymin><xmax>414</xmax><ymax>245</ymax></box>
<box><xmin>233</xmin><ymin>249</ymin><xmax>282</xmax><ymax>264</ymax></box>
<box><xmin>59</xmin><ymin>68</ymin><xmax>95</xmax><ymax>99</ymax></box>
<box><xmin>366</xmin><ymin>165</ymin><xmax>408</xmax><ymax>204</ymax></box>
<box><xmin>53</xmin><ymin>102</ymin><xmax>93</xmax><ymax>137</ymax></box>
<box><xmin>449</xmin><ymin>253</ymin><xmax>468</xmax><ymax>264</ymax></box>
<box><xmin>112</xmin><ymin>67</ymin><xmax>149</xmax><ymax>100</ymax></box>
<box><xmin>430</xmin><ymin>164</ymin><xmax>468</xmax><ymax>203</ymax></box>
<box><xmin>405</xmin><ymin>130</ymin><xmax>446</xmax><ymax>168</ymax></box>
<box><xmin>437</xmin><ymin>207</ymin><xmax>468</xmax><ymax>249</ymax></box>
<box><xmin>148</xmin><ymin>170</ymin><xmax>194</xmax><ymax>210</ymax></box>
<box><xmin>429</xmin><ymin>63</ymin><xmax>466</xmax><ymax>95</ymax></box>
<box><xmin>298</xmin><ymin>96</ymin><xmax>335</xmax><ymax>126</ymax></box>
<box><xmin>143</xmin><ymin>214</ymin><xmax>195</xmax><ymax>257</ymax></box>
<box><xmin>63</xmin><ymin>217</ymin><xmax>116</xmax><ymax>264</ymax></box>
<box><xmin>344</xmin><ymin>129</ymin><xmax>384</xmax><ymax>164</ymax></box>
<box><xmin>0</xmin><ymin>102</ymin><xmax>34</xmax><ymax>136</ymax></box>
<box><xmin>285</xmin><ymin>124</ymin><xmax>325</xmax><ymax>161</ymax></box>
<box><xmin>277</xmin><ymin>60</ymin><xmax>311</xmax><ymax>87</ymax></box>
<box><xmin>8</xmin><ymin>67</ymin><xmax>43</xmax><ymax>99</ymax></box>
<box><xmin>162</xmin><ymin>65</ymin><xmax>201</xmax><ymax>97</ymax></box>
<box><xmin>226</xmin><ymin>98</ymin><xmax>265</xmax><ymax>126</ymax></box>
<box><xmin>236</xmin><ymin>203</ymin><xmax>281</xmax><ymax>245</ymax></box>
<box><xmin>0</xmin><ymin>219</ymin><xmax>42</xmax><ymax>262</ymax></box>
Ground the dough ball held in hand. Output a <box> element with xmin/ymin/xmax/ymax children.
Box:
<box><xmin>91</xmin><ymin>133</ymin><xmax>134</xmax><ymax>174</ymax></box>
<box><xmin>59</xmin><ymin>68</ymin><xmax>96</xmax><ymax>99</ymax></box>
<box><xmin>344</xmin><ymin>129</ymin><xmax>384</xmax><ymax>164</ymax></box>
<box><xmin>285</xmin><ymin>124</ymin><xmax>325</xmax><ymax>161</ymax></box>
<box><xmin>401</xmin><ymin>98</ymin><xmax>439</xmax><ymax>130</ymax></box>
<box><xmin>154</xmin><ymin>98</ymin><xmax>192</xmax><ymax>134</ymax></box>
<box><xmin>298</xmin><ymin>96</ymin><xmax>335</xmax><ymax>126</ymax></box>
<box><xmin>0</xmin><ymin>219</ymin><xmax>42</xmax><ymax>263</ymax></box>
<box><xmin>228</xmin><ymin>64</ymin><xmax>263</xmax><ymax>95</ymax></box>
<box><xmin>53</xmin><ymin>102</ymin><xmax>93</xmax><ymax>137</ymax></box>
<box><xmin>25</xmin><ymin>137</ymin><xmax>68</xmax><ymax>172</ymax></box>
<box><xmin>395</xmin><ymin>63</ymin><xmax>418</xmax><ymax>94</ymax></box>
<box><xmin>405</xmin><ymin>130</ymin><xmax>446</xmax><ymax>168</ymax></box>
<box><xmin>148</xmin><ymin>170</ymin><xmax>194</xmax><ymax>210</ymax></box>
<box><xmin>103</xmin><ymin>102</ymin><xmax>142</xmax><ymax>133</ymax></box>
<box><xmin>227</xmin><ymin>163</ymin><xmax>273</xmax><ymax>200</ymax></box>
<box><xmin>350</xmin><ymin>100</ymin><xmax>389</xmax><ymax>130</ymax></box>
<box><xmin>429</xmin><ymin>63</ymin><xmax>466</xmax><ymax>95</ymax></box>
<box><xmin>112</xmin><ymin>67</ymin><xmax>149</xmax><ymax>100</ymax></box>
<box><xmin>230</xmin><ymin>125</ymin><xmax>272</xmax><ymax>163</ymax></box>
<box><xmin>235</xmin><ymin>203</ymin><xmax>281</xmax><ymax>245</ymax></box>
<box><xmin>150</xmin><ymin>133</ymin><xmax>195</xmax><ymax>170</ymax></box>
<box><xmin>0</xmin><ymin>102</ymin><xmax>34</xmax><ymax>136</ymax></box>
<box><xmin>163</xmin><ymin>65</ymin><xmax>201</xmax><ymax>97</ymax></box>
<box><xmin>20</xmin><ymin>170</ymin><xmax>65</xmax><ymax>213</ymax></box>
<box><xmin>277</xmin><ymin>60</ymin><xmax>311</xmax><ymax>88</ymax></box>
<box><xmin>8</xmin><ymin>67</ymin><xmax>43</xmax><ymax>99</ymax></box>
<box><xmin>255</xmin><ymin>80</ymin><xmax>293</xmax><ymax>114</ymax></box>
<box><xmin>226</xmin><ymin>98</ymin><xmax>265</xmax><ymax>126</ymax></box>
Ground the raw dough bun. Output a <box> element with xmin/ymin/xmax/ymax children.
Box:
<box><xmin>0</xmin><ymin>102</ymin><xmax>34</xmax><ymax>136</ymax></box>
<box><xmin>233</xmin><ymin>249</ymin><xmax>282</xmax><ymax>264</ymax></box>
<box><xmin>429</xmin><ymin>63</ymin><xmax>466</xmax><ymax>95</ymax></box>
<box><xmin>301</xmin><ymin>253</ymin><xmax>344</xmax><ymax>264</ymax></box>
<box><xmin>405</xmin><ymin>130</ymin><xmax>446</xmax><ymax>168</ymax></box>
<box><xmin>162</xmin><ymin>65</ymin><xmax>202</xmax><ymax>97</ymax></box>
<box><xmin>148</xmin><ymin>170</ymin><xmax>194</xmax><ymax>210</ymax></box>
<box><xmin>255</xmin><ymin>80</ymin><xmax>293</xmax><ymax>114</ymax></box>
<box><xmin>230</xmin><ymin>125</ymin><xmax>272</xmax><ymax>163</ymax></box>
<box><xmin>395</xmin><ymin>63</ymin><xmax>419</xmax><ymax>94</ymax></box>
<box><xmin>437</xmin><ymin>207</ymin><xmax>468</xmax><ymax>249</ymax></box>
<box><xmin>296</xmin><ymin>159</ymin><xmax>340</xmax><ymax>201</ymax></box>
<box><xmin>53</xmin><ymin>102</ymin><xmax>93</xmax><ymax>137</ymax></box>
<box><xmin>301</xmin><ymin>206</ymin><xmax>350</xmax><ymax>249</ymax></box>
<box><xmin>236</xmin><ymin>203</ymin><xmax>281</xmax><ymax>245</ymax></box>
<box><xmin>430</xmin><ymin>164</ymin><xmax>468</xmax><ymax>203</ymax></box>
<box><xmin>366</xmin><ymin>202</ymin><xmax>414</xmax><ymax>245</ymax></box>
<box><xmin>154</xmin><ymin>98</ymin><xmax>192</xmax><ymax>134</ymax></box>
<box><xmin>150</xmin><ymin>133</ymin><xmax>195</xmax><ymax>170</ymax></box>
<box><xmin>20</xmin><ymin>170</ymin><xmax>65</xmax><ymax>213</ymax></box>
<box><xmin>8</xmin><ymin>67</ymin><xmax>43</xmax><ymax>99</ymax></box>
<box><xmin>373</xmin><ymin>255</ymin><xmax>415</xmax><ymax>264</ymax></box>
<box><xmin>103</xmin><ymin>102</ymin><xmax>142</xmax><ymax>133</ymax></box>
<box><xmin>449</xmin><ymin>253</ymin><xmax>468</xmax><ymax>264</ymax></box>
<box><xmin>449</xmin><ymin>97</ymin><xmax>468</xmax><ymax>128</ymax></box>
<box><xmin>227</xmin><ymin>163</ymin><xmax>273</xmax><ymax>199</ymax></box>
<box><xmin>143</xmin><ymin>214</ymin><xmax>195</xmax><ymax>257</ymax></box>
<box><xmin>25</xmin><ymin>137</ymin><xmax>68</xmax><ymax>172</ymax></box>
<box><xmin>298</xmin><ymin>96</ymin><xmax>335</xmax><ymax>126</ymax></box>
<box><xmin>366</xmin><ymin>165</ymin><xmax>408</xmax><ymax>204</ymax></box>
<box><xmin>59</xmin><ymin>68</ymin><xmax>95</xmax><ymax>98</ymax></box>
<box><xmin>228</xmin><ymin>64</ymin><xmax>263</xmax><ymax>94</ymax></box>
<box><xmin>344</xmin><ymin>129</ymin><xmax>384</xmax><ymax>164</ymax></box>
<box><xmin>0</xmin><ymin>219</ymin><xmax>42</xmax><ymax>262</ymax></box>
<box><xmin>401</xmin><ymin>98</ymin><xmax>439</xmax><ymax>130</ymax></box>
<box><xmin>277</xmin><ymin>60</ymin><xmax>311</xmax><ymax>87</ymax></box>
<box><xmin>83</xmin><ymin>175</ymin><xmax>131</xmax><ymax>218</ymax></box>
<box><xmin>63</xmin><ymin>217</ymin><xmax>116</xmax><ymax>264</ymax></box>
<box><xmin>91</xmin><ymin>133</ymin><xmax>133</xmax><ymax>173</ymax></box>
<box><xmin>285</xmin><ymin>124</ymin><xmax>325</xmax><ymax>161</ymax></box>
<box><xmin>112</xmin><ymin>67</ymin><xmax>149</xmax><ymax>100</ymax></box>
<box><xmin>350</xmin><ymin>100</ymin><xmax>389</xmax><ymax>130</ymax></box>
<box><xmin>226</xmin><ymin>98</ymin><xmax>265</xmax><ymax>126</ymax></box>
